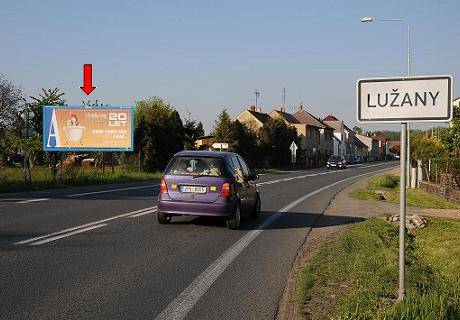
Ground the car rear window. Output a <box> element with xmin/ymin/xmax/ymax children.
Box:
<box><xmin>165</xmin><ymin>156</ymin><xmax>225</xmax><ymax>177</ymax></box>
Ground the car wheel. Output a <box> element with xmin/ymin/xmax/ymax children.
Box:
<box><xmin>250</xmin><ymin>195</ymin><xmax>261</xmax><ymax>219</ymax></box>
<box><xmin>226</xmin><ymin>204</ymin><xmax>241</xmax><ymax>230</ymax></box>
<box><xmin>157</xmin><ymin>211</ymin><xmax>172</xmax><ymax>224</ymax></box>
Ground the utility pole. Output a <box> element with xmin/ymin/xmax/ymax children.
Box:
<box><xmin>254</xmin><ymin>90</ymin><xmax>260</xmax><ymax>109</ymax></box>
<box><xmin>282</xmin><ymin>87</ymin><xmax>286</xmax><ymax>108</ymax></box>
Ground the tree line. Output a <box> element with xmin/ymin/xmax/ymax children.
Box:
<box><xmin>0</xmin><ymin>75</ymin><xmax>300</xmax><ymax>173</ymax></box>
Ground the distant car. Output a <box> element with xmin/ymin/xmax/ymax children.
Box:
<box><xmin>157</xmin><ymin>150</ymin><xmax>261</xmax><ymax>229</ymax></box>
<box><xmin>327</xmin><ymin>155</ymin><xmax>347</xmax><ymax>169</ymax></box>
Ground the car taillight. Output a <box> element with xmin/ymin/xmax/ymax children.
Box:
<box><xmin>160</xmin><ymin>178</ymin><xmax>168</xmax><ymax>194</ymax></box>
<box><xmin>219</xmin><ymin>182</ymin><xmax>231</xmax><ymax>198</ymax></box>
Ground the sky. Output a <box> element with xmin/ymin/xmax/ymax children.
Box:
<box><xmin>1</xmin><ymin>0</ymin><xmax>459</xmax><ymax>134</ymax></box>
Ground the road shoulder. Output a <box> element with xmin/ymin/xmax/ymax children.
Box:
<box><xmin>276</xmin><ymin>168</ymin><xmax>398</xmax><ymax>320</ymax></box>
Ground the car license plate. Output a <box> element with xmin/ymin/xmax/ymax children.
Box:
<box><xmin>181</xmin><ymin>186</ymin><xmax>207</xmax><ymax>194</ymax></box>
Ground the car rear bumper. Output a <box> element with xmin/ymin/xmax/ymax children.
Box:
<box><xmin>157</xmin><ymin>198</ymin><xmax>236</xmax><ymax>217</ymax></box>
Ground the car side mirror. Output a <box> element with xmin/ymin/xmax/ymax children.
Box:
<box><xmin>248</xmin><ymin>173</ymin><xmax>259</xmax><ymax>181</ymax></box>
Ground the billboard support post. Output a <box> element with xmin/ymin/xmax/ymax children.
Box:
<box><xmin>398</xmin><ymin>122</ymin><xmax>407</xmax><ymax>301</ymax></box>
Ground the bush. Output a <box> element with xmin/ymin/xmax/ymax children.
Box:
<box><xmin>368</xmin><ymin>174</ymin><xmax>399</xmax><ymax>190</ymax></box>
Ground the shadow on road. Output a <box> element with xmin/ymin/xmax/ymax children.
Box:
<box><xmin>169</xmin><ymin>210</ymin><xmax>365</xmax><ymax>231</ymax></box>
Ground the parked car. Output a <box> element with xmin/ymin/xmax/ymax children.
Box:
<box><xmin>326</xmin><ymin>155</ymin><xmax>347</xmax><ymax>169</ymax></box>
<box><xmin>157</xmin><ymin>150</ymin><xmax>261</xmax><ymax>229</ymax></box>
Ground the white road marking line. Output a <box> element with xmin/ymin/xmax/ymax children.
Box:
<box><xmin>16</xmin><ymin>198</ymin><xmax>50</xmax><ymax>204</ymax></box>
<box><xmin>66</xmin><ymin>184</ymin><xmax>159</xmax><ymax>197</ymax></box>
<box><xmin>128</xmin><ymin>208</ymin><xmax>157</xmax><ymax>218</ymax></box>
<box><xmin>154</xmin><ymin>165</ymin><xmax>397</xmax><ymax>320</ymax></box>
<box><xmin>30</xmin><ymin>223</ymin><xmax>108</xmax><ymax>245</ymax></box>
<box><xmin>14</xmin><ymin>206</ymin><xmax>156</xmax><ymax>245</ymax></box>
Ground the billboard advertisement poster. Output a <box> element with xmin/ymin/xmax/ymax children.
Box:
<box><xmin>43</xmin><ymin>106</ymin><xmax>134</xmax><ymax>152</ymax></box>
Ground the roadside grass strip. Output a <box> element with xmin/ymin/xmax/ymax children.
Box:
<box><xmin>297</xmin><ymin>217</ymin><xmax>460</xmax><ymax>319</ymax></box>
<box><xmin>14</xmin><ymin>206</ymin><xmax>157</xmax><ymax>246</ymax></box>
<box><xmin>155</xmin><ymin>166</ymin><xmax>395</xmax><ymax>320</ymax></box>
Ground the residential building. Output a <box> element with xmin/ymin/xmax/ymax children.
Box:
<box><xmin>372</xmin><ymin>135</ymin><xmax>389</xmax><ymax>159</ymax></box>
<box><xmin>293</xmin><ymin>105</ymin><xmax>334</xmax><ymax>159</ymax></box>
<box><xmin>235</xmin><ymin>106</ymin><xmax>271</xmax><ymax>132</ymax></box>
<box><xmin>195</xmin><ymin>135</ymin><xmax>214</xmax><ymax>150</ymax></box>
<box><xmin>323</xmin><ymin>114</ymin><xmax>357</xmax><ymax>157</ymax></box>
<box><xmin>355</xmin><ymin>133</ymin><xmax>379</xmax><ymax>160</ymax></box>
<box><xmin>270</xmin><ymin>107</ymin><xmax>324</xmax><ymax>166</ymax></box>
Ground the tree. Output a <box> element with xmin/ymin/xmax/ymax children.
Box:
<box><xmin>212</xmin><ymin>109</ymin><xmax>233</xmax><ymax>143</ymax></box>
<box><xmin>412</xmin><ymin>137</ymin><xmax>448</xmax><ymax>181</ymax></box>
<box><xmin>0</xmin><ymin>75</ymin><xmax>23</xmax><ymax>131</ymax></box>
<box><xmin>230</xmin><ymin>120</ymin><xmax>260</xmax><ymax>167</ymax></box>
<box><xmin>135</xmin><ymin>97</ymin><xmax>184</xmax><ymax>171</ymax></box>
<box><xmin>259</xmin><ymin>118</ymin><xmax>299</xmax><ymax>167</ymax></box>
<box><xmin>441</xmin><ymin>105</ymin><xmax>460</xmax><ymax>151</ymax></box>
<box><xmin>0</xmin><ymin>75</ymin><xmax>23</xmax><ymax>165</ymax></box>
<box><xmin>353</xmin><ymin>126</ymin><xmax>363</xmax><ymax>134</ymax></box>
<box><xmin>29</xmin><ymin>88</ymin><xmax>66</xmax><ymax>134</ymax></box>
<box><xmin>183</xmin><ymin>115</ymin><xmax>204</xmax><ymax>150</ymax></box>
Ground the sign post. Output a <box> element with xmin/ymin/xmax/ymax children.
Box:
<box><xmin>357</xmin><ymin>75</ymin><xmax>453</xmax><ymax>301</ymax></box>
<box><xmin>290</xmin><ymin>141</ymin><xmax>298</xmax><ymax>166</ymax></box>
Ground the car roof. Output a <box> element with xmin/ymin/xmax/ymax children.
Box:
<box><xmin>173</xmin><ymin>150</ymin><xmax>237</xmax><ymax>159</ymax></box>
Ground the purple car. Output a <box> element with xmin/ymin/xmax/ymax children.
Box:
<box><xmin>157</xmin><ymin>150</ymin><xmax>261</xmax><ymax>229</ymax></box>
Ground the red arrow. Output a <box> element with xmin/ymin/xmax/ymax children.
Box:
<box><xmin>80</xmin><ymin>64</ymin><xmax>96</xmax><ymax>95</ymax></box>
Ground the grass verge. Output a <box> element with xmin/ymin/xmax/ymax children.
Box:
<box><xmin>297</xmin><ymin>217</ymin><xmax>460</xmax><ymax>320</ymax></box>
<box><xmin>349</xmin><ymin>174</ymin><xmax>460</xmax><ymax>210</ymax></box>
<box><xmin>0</xmin><ymin>166</ymin><xmax>162</xmax><ymax>193</ymax></box>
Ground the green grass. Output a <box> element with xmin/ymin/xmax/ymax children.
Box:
<box><xmin>297</xmin><ymin>218</ymin><xmax>460</xmax><ymax>320</ymax></box>
<box><xmin>387</xmin><ymin>188</ymin><xmax>460</xmax><ymax>210</ymax></box>
<box><xmin>349</xmin><ymin>173</ymin><xmax>460</xmax><ymax>209</ymax></box>
<box><xmin>349</xmin><ymin>188</ymin><xmax>384</xmax><ymax>201</ymax></box>
<box><xmin>367</xmin><ymin>174</ymin><xmax>399</xmax><ymax>190</ymax></box>
<box><xmin>0</xmin><ymin>166</ymin><xmax>162</xmax><ymax>193</ymax></box>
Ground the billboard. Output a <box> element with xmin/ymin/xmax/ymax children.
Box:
<box><xmin>43</xmin><ymin>106</ymin><xmax>134</xmax><ymax>151</ymax></box>
<box><xmin>357</xmin><ymin>75</ymin><xmax>453</xmax><ymax>123</ymax></box>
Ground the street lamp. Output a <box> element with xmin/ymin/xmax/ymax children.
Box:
<box><xmin>361</xmin><ymin>16</ymin><xmax>412</xmax><ymax>302</ymax></box>
<box><xmin>20</xmin><ymin>99</ymin><xmax>34</xmax><ymax>185</ymax></box>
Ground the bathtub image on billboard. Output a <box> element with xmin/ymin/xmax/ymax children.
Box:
<box><xmin>43</xmin><ymin>106</ymin><xmax>134</xmax><ymax>151</ymax></box>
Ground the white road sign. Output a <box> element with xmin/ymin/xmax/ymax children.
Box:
<box><xmin>212</xmin><ymin>142</ymin><xmax>229</xmax><ymax>150</ymax></box>
<box><xmin>357</xmin><ymin>75</ymin><xmax>453</xmax><ymax>123</ymax></box>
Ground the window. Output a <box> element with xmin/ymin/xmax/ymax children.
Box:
<box><xmin>237</xmin><ymin>157</ymin><xmax>250</xmax><ymax>176</ymax></box>
<box><xmin>165</xmin><ymin>156</ymin><xmax>225</xmax><ymax>177</ymax></box>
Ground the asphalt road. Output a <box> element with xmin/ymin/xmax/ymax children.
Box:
<box><xmin>0</xmin><ymin>161</ymin><xmax>397</xmax><ymax>320</ymax></box>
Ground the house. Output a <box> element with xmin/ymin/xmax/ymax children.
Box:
<box><xmin>355</xmin><ymin>133</ymin><xmax>379</xmax><ymax>160</ymax></box>
<box><xmin>195</xmin><ymin>135</ymin><xmax>214</xmax><ymax>150</ymax></box>
<box><xmin>372</xmin><ymin>135</ymin><xmax>389</xmax><ymax>159</ymax></box>
<box><xmin>293</xmin><ymin>104</ymin><xmax>334</xmax><ymax>159</ymax></box>
<box><xmin>270</xmin><ymin>107</ymin><xmax>323</xmax><ymax>166</ymax></box>
<box><xmin>235</xmin><ymin>106</ymin><xmax>271</xmax><ymax>132</ymax></box>
<box><xmin>453</xmin><ymin>97</ymin><xmax>460</xmax><ymax>108</ymax></box>
<box><xmin>322</xmin><ymin>114</ymin><xmax>357</xmax><ymax>157</ymax></box>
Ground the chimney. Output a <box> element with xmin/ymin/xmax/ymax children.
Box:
<box><xmin>249</xmin><ymin>105</ymin><xmax>256</xmax><ymax>112</ymax></box>
<box><xmin>256</xmin><ymin>107</ymin><xmax>262</xmax><ymax>113</ymax></box>
<box><xmin>280</xmin><ymin>107</ymin><xmax>285</xmax><ymax>113</ymax></box>
<box><xmin>299</xmin><ymin>104</ymin><xmax>304</xmax><ymax>110</ymax></box>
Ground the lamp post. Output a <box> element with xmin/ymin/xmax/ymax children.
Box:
<box><xmin>361</xmin><ymin>16</ymin><xmax>411</xmax><ymax>302</ymax></box>
<box><xmin>20</xmin><ymin>100</ymin><xmax>35</xmax><ymax>185</ymax></box>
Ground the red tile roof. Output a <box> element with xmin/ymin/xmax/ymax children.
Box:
<box><xmin>323</xmin><ymin>114</ymin><xmax>339</xmax><ymax>121</ymax></box>
<box><xmin>247</xmin><ymin>110</ymin><xmax>271</xmax><ymax>124</ymax></box>
<box><xmin>293</xmin><ymin>108</ymin><xmax>328</xmax><ymax>128</ymax></box>
<box><xmin>271</xmin><ymin>110</ymin><xmax>300</xmax><ymax>124</ymax></box>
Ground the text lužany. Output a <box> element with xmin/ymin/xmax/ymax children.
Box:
<box><xmin>367</xmin><ymin>89</ymin><xmax>440</xmax><ymax>108</ymax></box>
